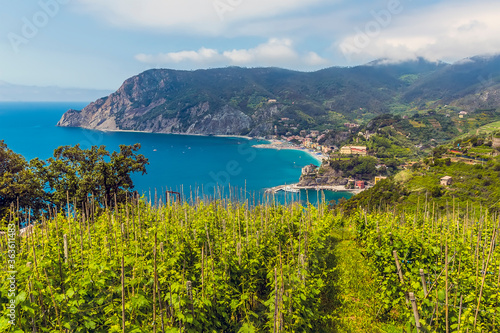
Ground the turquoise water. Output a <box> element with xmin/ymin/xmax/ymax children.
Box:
<box><xmin>0</xmin><ymin>102</ymin><xmax>352</xmax><ymax>204</ymax></box>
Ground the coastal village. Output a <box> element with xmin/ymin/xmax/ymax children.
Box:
<box><xmin>259</xmin><ymin>122</ymin><xmax>381</xmax><ymax>194</ymax></box>
<box><xmin>261</xmin><ymin>119</ymin><xmax>500</xmax><ymax>195</ymax></box>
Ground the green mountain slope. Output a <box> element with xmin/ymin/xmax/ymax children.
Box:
<box><xmin>57</xmin><ymin>55</ymin><xmax>500</xmax><ymax>136</ymax></box>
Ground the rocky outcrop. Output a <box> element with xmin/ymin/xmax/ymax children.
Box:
<box><xmin>298</xmin><ymin>164</ymin><xmax>346</xmax><ymax>186</ymax></box>
<box><xmin>57</xmin><ymin>69</ymin><xmax>279</xmax><ymax>136</ymax></box>
<box><xmin>57</xmin><ymin>96</ymin><xmax>119</xmax><ymax>130</ymax></box>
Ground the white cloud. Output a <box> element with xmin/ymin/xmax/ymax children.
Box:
<box><xmin>75</xmin><ymin>0</ymin><xmax>328</xmax><ymax>35</ymax></box>
<box><xmin>223</xmin><ymin>38</ymin><xmax>297</xmax><ymax>64</ymax></box>
<box><xmin>304</xmin><ymin>51</ymin><xmax>330</xmax><ymax>66</ymax></box>
<box><xmin>338</xmin><ymin>0</ymin><xmax>500</xmax><ymax>63</ymax></box>
<box><xmin>136</xmin><ymin>48</ymin><xmax>221</xmax><ymax>64</ymax></box>
<box><xmin>135</xmin><ymin>39</ymin><xmax>330</xmax><ymax>69</ymax></box>
<box><xmin>73</xmin><ymin>0</ymin><xmax>500</xmax><ymax>70</ymax></box>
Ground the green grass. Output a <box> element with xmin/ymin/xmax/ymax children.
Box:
<box><xmin>469</xmin><ymin>147</ymin><xmax>494</xmax><ymax>154</ymax></box>
<box><xmin>331</xmin><ymin>228</ymin><xmax>404</xmax><ymax>332</ymax></box>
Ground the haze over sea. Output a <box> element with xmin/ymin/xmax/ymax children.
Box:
<box><xmin>0</xmin><ymin>102</ymin><xmax>351</xmax><ymax>204</ymax></box>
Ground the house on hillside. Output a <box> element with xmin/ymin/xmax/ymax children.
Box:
<box><xmin>458</xmin><ymin>111</ymin><xmax>468</xmax><ymax>119</ymax></box>
<box><xmin>493</xmin><ymin>137</ymin><xmax>500</xmax><ymax>149</ymax></box>
<box><xmin>440</xmin><ymin>176</ymin><xmax>453</xmax><ymax>186</ymax></box>
<box><xmin>351</xmin><ymin>146</ymin><xmax>367</xmax><ymax>155</ymax></box>
<box><xmin>339</xmin><ymin>145</ymin><xmax>367</xmax><ymax>156</ymax></box>
<box><xmin>345</xmin><ymin>179</ymin><xmax>356</xmax><ymax>189</ymax></box>
<box><xmin>355</xmin><ymin>181</ymin><xmax>365</xmax><ymax>189</ymax></box>
<box><xmin>321</xmin><ymin>146</ymin><xmax>332</xmax><ymax>154</ymax></box>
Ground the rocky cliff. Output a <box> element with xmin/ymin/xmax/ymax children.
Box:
<box><xmin>298</xmin><ymin>163</ymin><xmax>347</xmax><ymax>186</ymax></box>
<box><xmin>57</xmin><ymin>68</ymin><xmax>283</xmax><ymax>136</ymax></box>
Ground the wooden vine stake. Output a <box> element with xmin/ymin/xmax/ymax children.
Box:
<box><xmin>29</xmin><ymin>279</ymin><xmax>37</xmax><ymax>333</ymax></box>
<box><xmin>201</xmin><ymin>245</ymin><xmax>205</xmax><ymax>298</ymax></box>
<box><xmin>121</xmin><ymin>253</ymin><xmax>125</xmax><ymax>333</ymax></box>
<box><xmin>419</xmin><ymin>269</ymin><xmax>427</xmax><ymax>296</ymax></box>
<box><xmin>186</xmin><ymin>281</ymin><xmax>194</xmax><ymax>317</ymax></box>
<box><xmin>153</xmin><ymin>233</ymin><xmax>157</xmax><ymax>333</ymax></box>
<box><xmin>474</xmin><ymin>229</ymin><xmax>496</xmax><ymax>330</ymax></box>
<box><xmin>63</xmin><ymin>234</ymin><xmax>68</xmax><ymax>264</ymax></box>
<box><xmin>409</xmin><ymin>292</ymin><xmax>422</xmax><ymax>332</ymax></box>
<box><xmin>445</xmin><ymin>239</ymin><xmax>449</xmax><ymax>333</ymax></box>
<box><xmin>457</xmin><ymin>295</ymin><xmax>463</xmax><ymax>332</ymax></box>
<box><xmin>393</xmin><ymin>250</ymin><xmax>408</xmax><ymax>304</ymax></box>
<box><xmin>273</xmin><ymin>267</ymin><xmax>278</xmax><ymax>333</ymax></box>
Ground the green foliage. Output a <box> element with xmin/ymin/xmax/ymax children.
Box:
<box><xmin>350</xmin><ymin>207</ymin><xmax>500</xmax><ymax>332</ymax></box>
<box><xmin>40</xmin><ymin>143</ymin><xmax>149</xmax><ymax>208</ymax></box>
<box><xmin>0</xmin><ymin>140</ymin><xmax>45</xmax><ymax>218</ymax></box>
<box><xmin>339</xmin><ymin>178</ymin><xmax>408</xmax><ymax>213</ymax></box>
<box><xmin>4</xmin><ymin>201</ymin><xmax>344</xmax><ymax>332</ymax></box>
<box><xmin>0</xmin><ymin>142</ymin><xmax>148</xmax><ymax>221</ymax></box>
<box><xmin>329</xmin><ymin>156</ymin><xmax>380</xmax><ymax>180</ymax></box>
<box><xmin>344</xmin><ymin>155</ymin><xmax>500</xmax><ymax>212</ymax></box>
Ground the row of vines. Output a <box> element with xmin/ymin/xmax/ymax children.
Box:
<box><xmin>1</xmin><ymin>198</ymin><xmax>344</xmax><ymax>332</ymax></box>
<box><xmin>352</xmin><ymin>203</ymin><xmax>500</xmax><ymax>332</ymax></box>
<box><xmin>3</xmin><ymin>195</ymin><xmax>499</xmax><ymax>332</ymax></box>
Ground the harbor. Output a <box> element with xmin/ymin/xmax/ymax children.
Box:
<box><xmin>265</xmin><ymin>183</ymin><xmax>365</xmax><ymax>195</ymax></box>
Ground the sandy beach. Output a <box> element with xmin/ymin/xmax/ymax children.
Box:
<box><xmin>252</xmin><ymin>140</ymin><xmax>325</xmax><ymax>164</ymax></box>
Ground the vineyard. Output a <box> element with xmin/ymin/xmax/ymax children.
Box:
<box><xmin>354</xmin><ymin>203</ymin><xmax>500</xmax><ymax>332</ymax></box>
<box><xmin>1</xmin><ymin>196</ymin><xmax>499</xmax><ymax>332</ymax></box>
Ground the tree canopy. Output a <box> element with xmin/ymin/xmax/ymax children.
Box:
<box><xmin>0</xmin><ymin>141</ymin><xmax>148</xmax><ymax>222</ymax></box>
<box><xmin>0</xmin><ymin>140</ymin><xmax>45</xmax><ymax>219</ymax></box>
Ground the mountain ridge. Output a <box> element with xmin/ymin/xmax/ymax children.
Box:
<box><xmin>57</xmin><ymin>55</ymin><xmax>500</xmax><ymax>136</ymax></box>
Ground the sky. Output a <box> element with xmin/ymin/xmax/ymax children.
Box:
<box><xmin>1</xmin><ymin>0</ymin><xmax>500</xmax><ymax>91</ymax></box>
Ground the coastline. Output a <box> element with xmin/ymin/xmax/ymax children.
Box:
<box><xmin>79</xmin><ymin>127</ymin><xmax>323</xmax><ymax>164</ymax></box>
<box><xmin>95</xmin><ymin>128</ymin><xmax>256</xmax><ymax>141</ymax></box>
<box><xmin>252</xmin><ymin>139</ymin><xmax>325</xmax><ymax>165</ymax></box>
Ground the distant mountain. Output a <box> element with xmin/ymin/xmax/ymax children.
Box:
<box><xmin>365</xmin><ymin>57</ymin><xmax>448</xmax><ymax>77</ymax></box>
<box><xmin>403</xmin><ymin>54</ymin><xmax>500</xmax><ymax>108</ymax></box>
<box><xmin>0</xmin><ymin>82</ymin><xmax>112</xmax><ymax>102</ymax></box>
<box><xmin>58</xmin><ymin>55</ymin><xmax>500</xmax><ymax>136</ymax></box>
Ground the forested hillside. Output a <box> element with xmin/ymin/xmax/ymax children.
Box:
<box><xmin>58</xmin><ymin>55</ymin><xmax>500</xmax><ymax>137</ymax></box>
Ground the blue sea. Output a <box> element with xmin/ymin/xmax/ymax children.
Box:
<box><xmin>0</xmin><ymin>102</ymin><xmax>352</xmax><ymax>205</ymax></box>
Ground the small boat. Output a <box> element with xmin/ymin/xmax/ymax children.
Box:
<box><xmin>153</xmin><ymin>149</ymin><xmax>157</xmax><ymax>152</ymax></box>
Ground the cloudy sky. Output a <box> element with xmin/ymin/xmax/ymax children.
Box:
<box><xmin>1</xmin><ymin>0</ymin><xmax>500</xmax><ymax>90</ymax></box>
